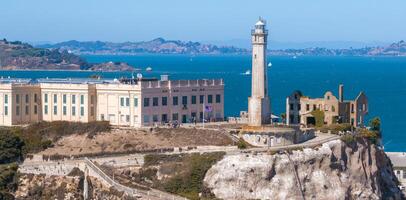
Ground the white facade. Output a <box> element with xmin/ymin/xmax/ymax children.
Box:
<box><xmin>0</xmin><ymin>77</ymin><xmax>224</xmax><ymax>127</ymax></box>
<box><xmin>248</xmin><ymin>18</ymin><xmax>271</xmax><ymax>126</ymax></box>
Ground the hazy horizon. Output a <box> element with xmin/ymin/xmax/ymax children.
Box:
<box><xmin>2</xmin><ymin>0</ymin><xmax>406</xmax><ymax>47</ymax></box>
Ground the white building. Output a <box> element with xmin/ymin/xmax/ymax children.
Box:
<box><xmin>0</xmin><ymin>76</ymin><xmax>224</xmax><ymax>127</ymax></box>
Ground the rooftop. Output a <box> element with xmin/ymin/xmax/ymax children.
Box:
<box><xmin>386</xmin><ymin>152</ymin><xmax>406</xmax><ymax>167</ymax></box>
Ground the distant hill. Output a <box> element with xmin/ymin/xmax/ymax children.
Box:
<box><xmin>0</xmin><ymin>39</ymin><xmax>133</xmax><ymax>71</ymax></box>
<box><xmin>268</xmin><ymin>40</ymin><xmax>406</xmax><ymax>56</ymax></box>
<box><xmin>38</xmin><ymin>38</ymin><xmax>406</xmax><ymax>56</ymax></box>
<box><xmin>37</xmin><ymin>38</ymin><xmax>249</xmax><ymax>55</ymax></box>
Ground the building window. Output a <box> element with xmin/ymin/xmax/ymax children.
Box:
<box><xmin>34</xmin><ymin>105</ymin><xmax>37</xmax><ymax>114</ymax></box>
<box><xmin>216</xmin><ymin>94</ymin><xmax>221</xmax><ymax>103</ymax></box>
<box><xmin>153</xmin><ymin>115</ymin><xmax>158</xmax><ymax>122</ymax></box>
<box><xmin>162</xmin><ymin>97</ymin><xmax>168</xmax><ymax>106</ymax></box>
<box><xmin>172</xmin><ymin>113</ymin><xmax>179</xmax><ymax>121</ymax></box>
<box><xmin>134</xmin><ymin>97</ymin><xmax>138</xmax><ymax>107</ymax></box>
<box><xmin>101</xmin><ymin>114</ymin><xmax>105</xmax><ymax>121</ymax></box>
<box><xmin>80</xmin><ymin>95</ymin><xmax>84</xmax><ymax>105</ymax></box>
<box><xmin>53</xmin><ymin>106</ymin><xmax>57</xmax><ymax>115</ymax></box>
<box><xmin>34</xmin><ymin>94</ymin><xmax>38</xmax><ymax>103</ymax></box>
<box><xmin>4</xmin><ymin>106</ymin><xmax>8</xmax><ymax>116</ymax></box>
<box><xmin>16</xmin><ymin>106</ymin><xmax>20</xmax><ymax>116</ymax></box>
<box><xmin>313</xmin><ymin>105</ymin><xmax>317</xmax><ymax>111</ymax></box>
<box><xmin>126</xmin><ymin>115</ymin><xmax>130</xmax><ymax>122</ymax></box>
<box><xmin>126</xmin><ymin>97</ymin><xmax>130</xmax><ymax>107</ymax></box>
<box><xmin>120</xmin><ymin>97</ymin><xmax>125</xmax><ymax>107</ymax></box>
<box><xmin>72</xmin><ymin>106</ymin><xmax>76</xmax><ymax>116</ymax></box>
<box><xmin>182</xmin><ymin>96</ymin><xmax>188</xmax><ymax>105</ymax></box>
<box><xmin>4</xmin><ymin>94</ymin><xmax>8</xmax><ymax>104</ymax></box>
<box><xmin>91</xmin><ymin>107</ymin><xmax>94</xmax><ymax>116</ymax></box>
<box><xmin>72</xmin><ymin>95</ymin><xmax>76</xmax><ymax>104</ymax></box>
<box><xmin>80</xmin><ymin>107</ymin><xmax>84</xmax><ymax>116</ymax></box>
<box><xmin>144</xmin><ymin>115</ymin><xmax>150</xmax><ymax>123</ymax></box>
<box><xmin>290</xmin><ymin>103</ymin><xmax>294</xmax><ymax>110</ymax></box>
<box><xmin>173</xmin><ymin>96</ymin><xmax>178</xmax><ymax>106</ymax></box>
<box><xmin>63</xmin><ymin>106</ymin><xmax>67</xmax><ymax>115</ymax></box>
<box><xmin>153</xmin><ymin>97</ymin><xmax>159</xmax><ymax>106</ymax></box>
<box><xmin>25</xmin><ymin>105</ymin><xmax>29</xmax><ymax>115</ymax></box>
<box><xmin>91</xmin><ymin>95</ymin><xmax>95</xmax><ymax>105</ymax></box>
<box><xmin>63</xmin><ymin>94</ymin><xmax>67</xmax><ymax>104</ymax></box>
<box><xmin>144</xmin><ymin>98</ymin><xmax>150</xmax><ymax>107</ymax></box>
<box><xmin>25</xmin><ymin>94</ymin><xmax>29</xmax><ymax>103</ymax></box>
<box><xmin>199</xmin><ymin>95</ymin><xmax>204</xmax><ymax>104</ymax></box>
<box><xmin>44</xmin><ymin>105</ymin><xmax>48</xmax><ymax>115</ymax></box>
<box><xmin>54</xmin><ymin>94</ymin><xmax>57</xmax><ymax>103</ymax></box>
<box><xmin>162</xmin><ymin>114</ymin><xmax>168</xmax><ymax>122</ymax></box>
<box><xmin>191</xmin><ymin>96</ymin><xmax>197</xmax><ymax>104</ymax></box>
<box><xmin>298</xmin><ymin>104</ymin><xmax>301</xmax><ymax>111</ymax></box>
<box><xmin>306</xmin><ymin>104</ymin><xmax>310</xmax><ymax>111</ymax></box>
<box><xmin>44</xmin><ymin>94</ymin><xmax>48</xmax><ymax>103</ymax></box>
<box><xmin>16</xmin><ymin>94</ymin><xmax>20</xmax><ymax>104</ymax></box>
<box><xmin>351</xmin><ymin>104</ymin><xmax>354</xmax><ymax>113</ymax></box>
<box><xmin>208</xmin><ymin>95</ymin><xmax>213</xmax><ymax>103</ymax></box>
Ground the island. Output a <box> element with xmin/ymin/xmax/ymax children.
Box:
<box><xmin>0</xmin><ymin>39</ymin><xmax>133</xmax><ymax>71</ymax></box>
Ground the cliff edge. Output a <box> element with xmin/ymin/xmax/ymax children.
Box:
<box><xmin>204</xmin><ymin>139</ymin><xmax>403</xmax><ymax>200</ymax></box>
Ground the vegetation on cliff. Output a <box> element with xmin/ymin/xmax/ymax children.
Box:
<box><xmin>102</xmin><ymin>152</ymin><xmax>225</xmax><ymax>200</ymax></box>
<box><xmin>0</xmin><ymin>121</ymin><xmax>110</xmax><ymax>199</ymax></box>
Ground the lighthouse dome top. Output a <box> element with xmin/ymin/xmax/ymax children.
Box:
<box><xmin>255</xmin><ymin>20</ymin><xmax>265</xmax><ymax>26</ymax></box>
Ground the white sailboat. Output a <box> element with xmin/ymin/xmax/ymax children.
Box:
<box><xmin>241</xmin><ymin>70</ymin><xmax>251</xmax><ymax>75</ymax></box>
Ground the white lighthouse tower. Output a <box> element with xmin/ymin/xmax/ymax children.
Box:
<box><xmin>248</xmin><ymin>17</ymin><xmax>271</xmax><ymax>126</ymax></box>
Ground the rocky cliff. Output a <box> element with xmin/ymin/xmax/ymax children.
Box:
<box><xmin>204</xmin><ymin>139</ymin><xmax>403</xmax><ymax>200</ymax></box>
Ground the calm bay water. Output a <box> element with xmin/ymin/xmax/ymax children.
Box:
<box><xmin>1</xmin><ymin>54</ymin><xmax>405</xmax><ymax>151</ymax></box>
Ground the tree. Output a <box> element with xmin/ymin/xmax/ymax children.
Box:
<box><xmin>369</xmin><ymin>117</ymin><xmax>381</xmax><ymax>132</ymax></box>
<box><xmin>0</xmin><ymin>130</ymin><xmax>24</xmax><ymax>164</ymax></box>
<box><xmin>280</xmin><ymin>113</ymin><xmax>286</xmax><ymax>124</ymax></box>
<box><xmin>311</xmin><ymin>109</ymin><xmax>325</xmax><ymax>127</ymax></box>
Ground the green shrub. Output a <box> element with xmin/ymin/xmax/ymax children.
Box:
<box><xmin>311</xmin><ymin>109</ymin><xmax>325</xmax><ymax>127</ymax></box>
<box><xmin>340</xmin><ymin>134</ymin><xmax>356</xmax><ymax>144</ymax></box>
<box><xmin>160</xmin><ymin>152</ymin><xmax>225</xmax><ymax>200</ymax></box>
<box><xmin>0</xmin><ymin>163</ymin><xmax>19</xmax><ymax>197</ymax></box>
<box><xmin>319</xmin><ymin>123</ymin><xmax>352</xmax><ymax>134</ymax></box>
<box><xmin>359</xmin><ymin>129</ymin><xmax>379</xmax><ymax>144</ymax></box>
<box><xmin>0</xmin><ymin>130</ymin><xmax>24</xmax><ymax>164</ymax></box>
<box><xmin>237</xmin><ymin>139</ymin><xmax>248</xmax><ymax>149</ymax></box>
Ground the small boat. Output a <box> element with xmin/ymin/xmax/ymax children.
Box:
<box><xmin>268</xmin><ymin>62</ymin><xmax>272</xmax><ymax>67</ymax></box>
<box><xmin>146</xmin><ymin>67</ymin><xmax>152</xmax><ymax>72</ymax></box>
<box><xmin>241</xmin><ymin>70</ymin><xmax>251</xmax><ymax>75</ymax></box>
<box><xmin>293</xmin><ymin>56</ymin><xmax>297</xmax><ymax>59</ymax></box>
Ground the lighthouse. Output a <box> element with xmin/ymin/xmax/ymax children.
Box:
<box><xmin>248</xmin><ymin>18</ymin><xmax>271</xmax><ymax>126</ymax></box>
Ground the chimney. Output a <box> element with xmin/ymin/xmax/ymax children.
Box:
<box><xmin>339</xmin><ymin>84</ymin><xmax>344</xmax><ymax>102</ymax></box>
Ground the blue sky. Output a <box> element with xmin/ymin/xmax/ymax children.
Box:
<box><xmin>1</xmin><ymin>0</ymin><xmax>405</xmax><ymax>45</ymax></box>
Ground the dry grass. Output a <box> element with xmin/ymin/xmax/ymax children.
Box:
<box><xmin>40</xmin><ymin>127</ymin><xmax>233</xmax><ymax>157</ymax></box>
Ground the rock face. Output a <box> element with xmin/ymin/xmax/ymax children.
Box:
<box><xmin>204</xmin><ymin>139</ymin><xmax>403</xmax><ymax>200</ymax></box>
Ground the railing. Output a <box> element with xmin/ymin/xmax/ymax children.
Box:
<box><xmin>84</xmin><ymin>158</ymin><xmax>187</xmax><ymax>200</ymax></box>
